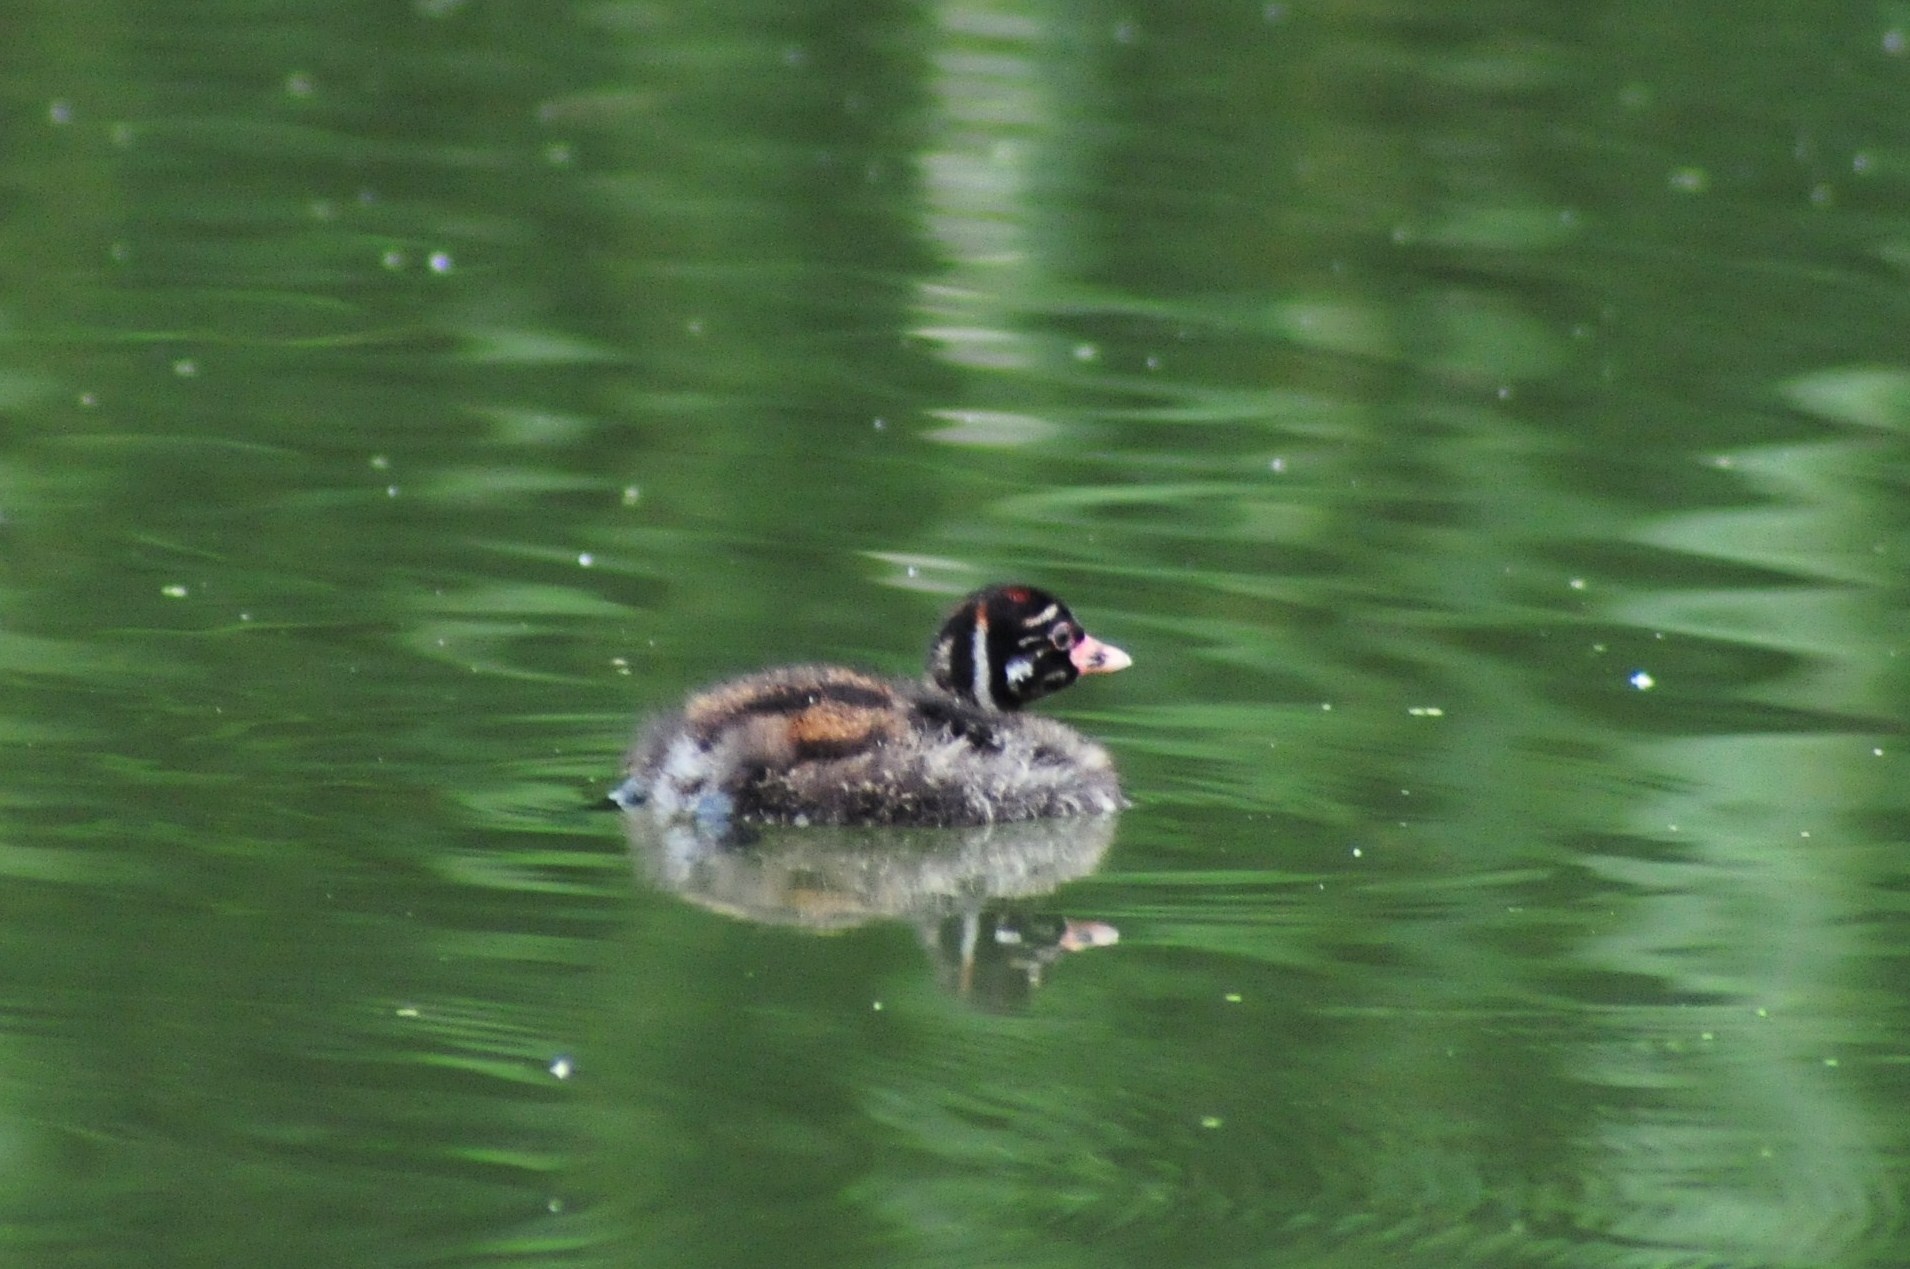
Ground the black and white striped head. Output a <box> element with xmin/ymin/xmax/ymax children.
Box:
<box><xmin>928</xmin><ymin>585</ymin><xmax>1131</xmax><ymax>712</ymax></box>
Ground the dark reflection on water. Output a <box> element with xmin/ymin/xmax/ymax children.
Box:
<box><xmin>1</xmin><ymin>0</ymin><xmax>1908</xmax><ymax>1265</ymax></box>
<box><xmin>622</xmin><ymin>812</ymin><xmax>1122</xmax><ymax>1010</ymax></box>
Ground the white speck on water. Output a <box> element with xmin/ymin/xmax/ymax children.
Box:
<box><xmin>370</xmin><ymin>454</ymin><xmax>391</xmax><ymax>471</ymax></box>
<box><xmin>48</xmin><ymin>99</ymin><xmax>73</xmax><ymax>124</ymax></box>
<box><xmin>549</xmin><ymin>1054</ymin><xmax>575</xmax><ymax>1080</ymax></box>
<box><xmin>161</xmin><ymin>584</ymin><xmax>189</xmax><ymax>598</ymax></box>
<box><xmin>577</xmin><ymin>552</ymin><xmax>594</xmax><ymax>567</ymax></box>
<box><xmin>172</xmin><ymin>358</ymin><xmax>199</xmax><ymax>378</ymax></box>
<box><xmin>621</xmin><ymin>485</ymin><xmax>640</xmax><ymax>505</ymax></box>
<box><xmin>1629</xmin><ymin>670</ymin><xmax>1654</xmax><ymax>690</ymax></box>
<box><xmin>1669</xmin><ymin>166</ymin><xmax>1709</xmax><ymax>193</ymax></box>
<box><xmin>1569</xmin><ymin>577</ymin><xmax>1587</xmax><ymax>590</ymax></box>
<box><xmin>1269</xmin><ymin>456</ymin><xmax>1287</xmax><ymax>473</ymax></box>
<box><xmin>382</xmin><ymin>249</ymin><xmax>406</xmax><ymax>270</ymax></box>
<box><xmin>427</xmin><ymin>251</ymin><xmax>453</xmax><ymax>273</ymax></box>
<box><xmin>1072</xmin><ymin>342</ymin><xmax>1099</xmax><ymax>362</ymax></box>
<box><xmin>285</xmin><ymin>71</ymin><xmax>316</xmax><ymax>97</ymax></box>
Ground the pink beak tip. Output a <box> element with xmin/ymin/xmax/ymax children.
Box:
<box><xmin>1071</xmin><ymin>635</ymin><xmax>1132</xmax><ymax>675</ymax></box>
<box><xmin>1060</xmin><ymin>919</ymin><xmax>1121</xmax><ymax>951</ymax></box>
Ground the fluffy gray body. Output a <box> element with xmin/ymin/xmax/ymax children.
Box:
<box><xmin>612</xmin><ymin>586</ymin><xmax>1130</xmax><ymax>831</ymax></box>
<box><xmin>619</xmin><ymin>665</ymin><xmax>1124</xmax><ymax>828</ymax></box>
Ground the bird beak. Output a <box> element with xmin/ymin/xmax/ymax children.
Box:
<box><xmin>1069</xmin><ymin>634</ymin><xmax>1132</xmax><ymax>675</ymax></box>
<box><xmin>1058</xmin><ymin>919</ymin><xmax>1120</xmax><ymax>951</ymax></box>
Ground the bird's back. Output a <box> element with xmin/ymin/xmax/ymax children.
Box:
<box><xmin>620</xmin><ymin>663</ymin><xmax>1123</xmax><ymax>829</ymax></box>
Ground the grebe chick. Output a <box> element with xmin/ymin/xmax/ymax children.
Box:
<box><xmin>611</xmin><ymin>584</ymin><xmax>1130</xmax><ymax>830</ymax></box>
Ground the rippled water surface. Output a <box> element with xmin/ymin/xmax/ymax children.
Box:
<box><xmin>3</xmin><ymin>1</ymin><xmax>1908</xmax><ymax>1265</ymax></box>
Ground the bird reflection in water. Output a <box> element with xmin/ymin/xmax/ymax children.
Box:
<box><xmin>619</xmin><ymin>811</ymin><xmax>1121</xmax><ymax>1010</ymax></box>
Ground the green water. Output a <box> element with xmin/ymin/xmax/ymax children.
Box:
<box><xmin>1</xmin><ymin>0</ymin><xmax>1906</xmax><ymax>1265</ymax></box>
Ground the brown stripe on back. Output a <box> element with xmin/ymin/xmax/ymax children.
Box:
<box><xmin>684</xmin><ymin>666</ymin><xmax>897</xmax><ymax>731</ymax></box>
<box><xmin>785</xmin><ymin>700</ymin><xmax>897</xmax><ymax>760</ymax></box>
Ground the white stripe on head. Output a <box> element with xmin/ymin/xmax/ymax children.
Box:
<box><xmin>1022</xmin><ymin>603</ymin><xmax>1058</xmax><ymax>627</ymax></box>
<box><xmin>970</xmin><ymin>608</ymin><xmax>991</xmax><ymax>705</ymax></box>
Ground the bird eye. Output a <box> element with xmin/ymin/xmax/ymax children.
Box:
<box><xmin>1050</xmin><ymin>625</ymin><xmax>1077</xmax><ymax>651</ymax></box>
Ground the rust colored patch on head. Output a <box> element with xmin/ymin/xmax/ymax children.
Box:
<box><xmin>1001</xmin><ymin>586</ymin><xmax>1031</xmax><ymax>604</ymax></box>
